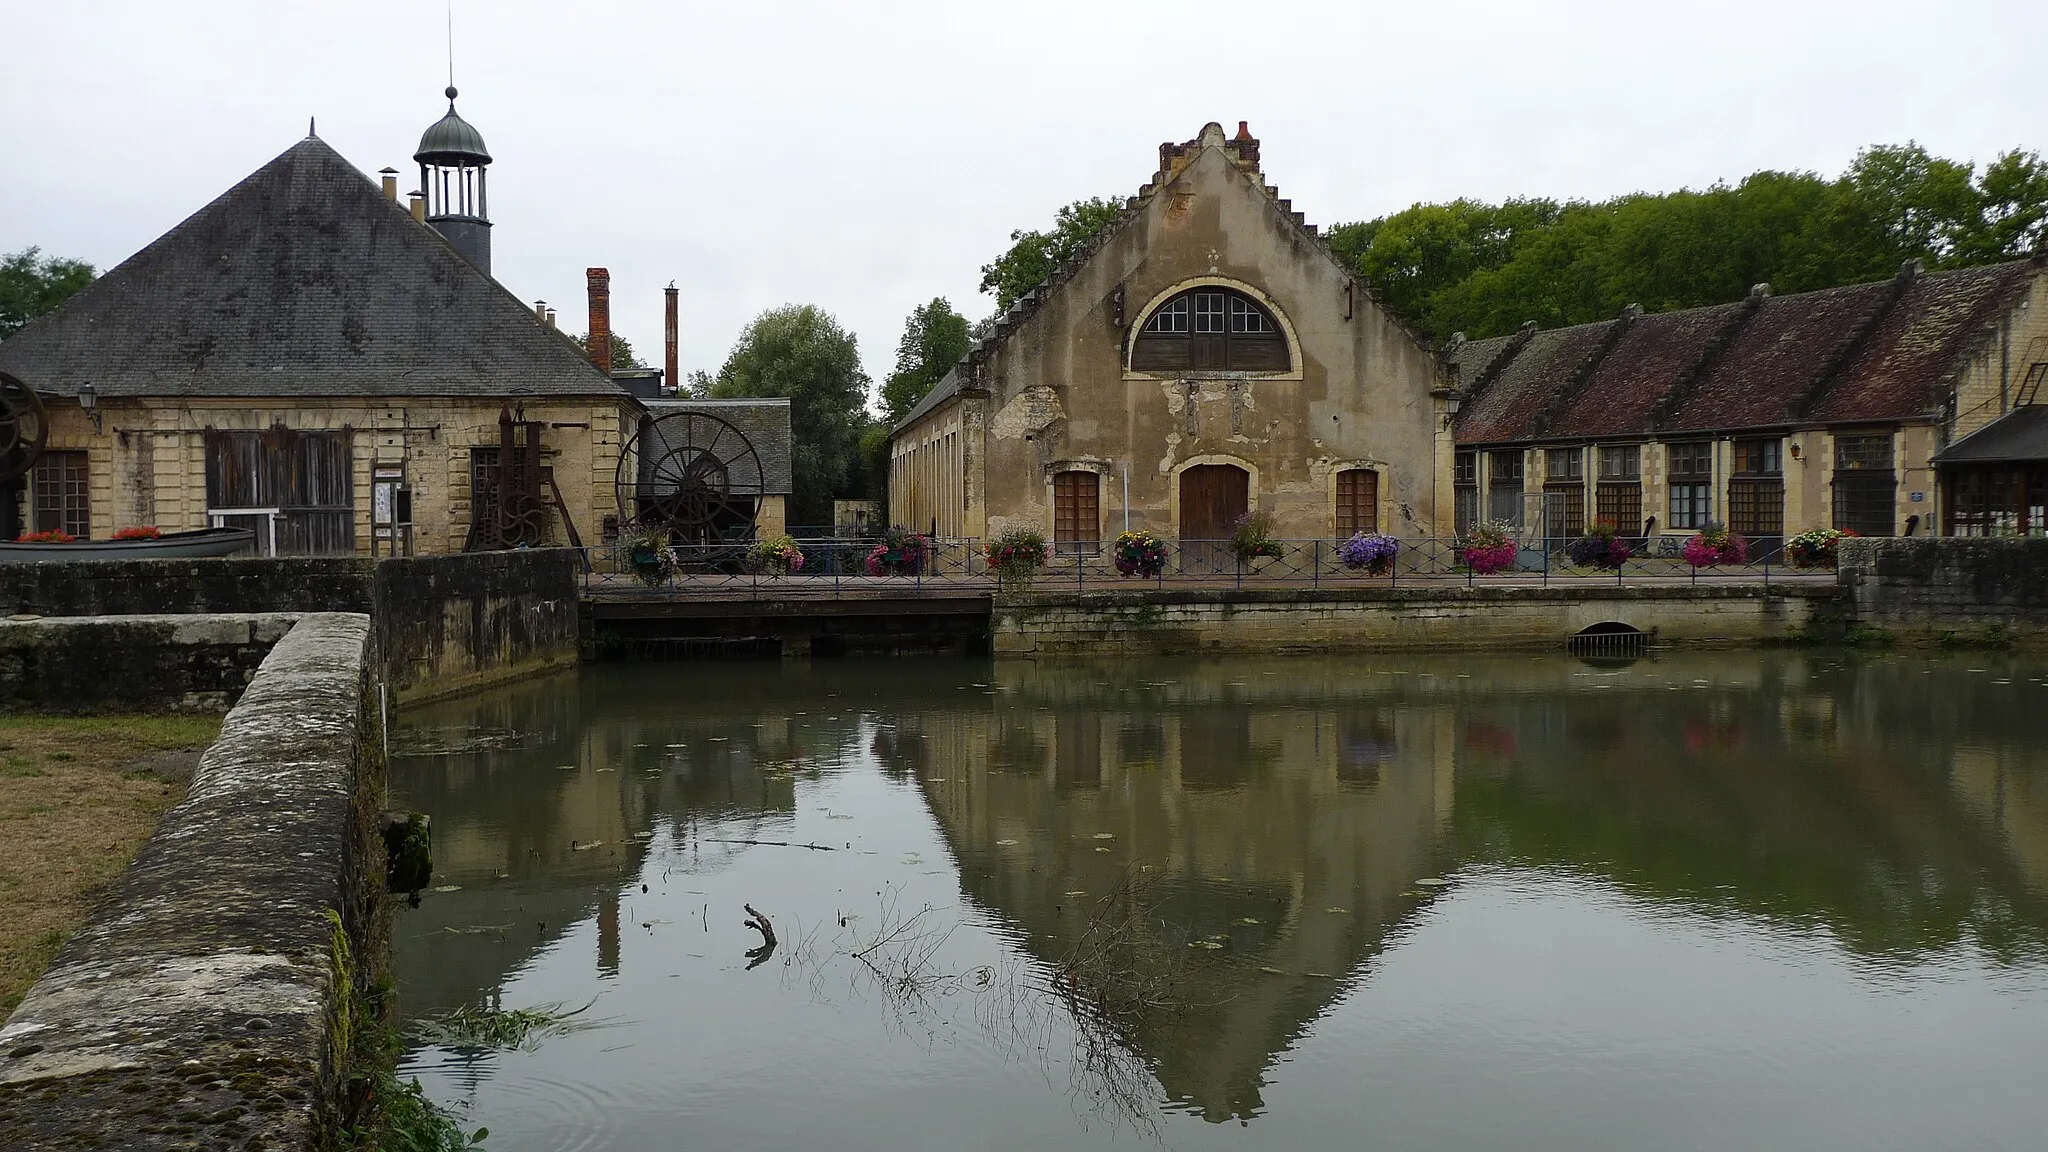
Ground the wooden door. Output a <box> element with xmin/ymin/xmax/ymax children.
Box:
<box><xmin>1180</xmin><ymin>464</ymin><xmax>1248</xmax><ymax>572</ymax></box>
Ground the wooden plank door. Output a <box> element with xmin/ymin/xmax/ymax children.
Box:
<box><xmin>1180</xmin><ymin>464</ymin><xmax>1248</xmax><ymax>572</ymax></box>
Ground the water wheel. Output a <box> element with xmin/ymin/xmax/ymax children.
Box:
<box><xmin>616</xmin><ymin>410</ymin><xmax>766</xmax><ymax>546</ymax></box>
<box><xmin>0</xmin><ymin>371</ymin><xmax>50</xmax><ymax>484</ymax></box>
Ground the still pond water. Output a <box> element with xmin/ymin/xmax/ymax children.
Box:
<box><xmin>392</xmin><ymin>652</ymin><xmax>2048</xmax><ymax>1151</ymax></box>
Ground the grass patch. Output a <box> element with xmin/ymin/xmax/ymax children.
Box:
<box><xmin>0</xmin><ymin>712</ymin><xmax>222</xmax><ymax>1022</ymax></box>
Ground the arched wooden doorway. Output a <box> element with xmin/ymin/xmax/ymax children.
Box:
<box><xmin>1180</xmin><ymin>463</ymin><xmax>1248</xmax><ymax>571</ymax></box>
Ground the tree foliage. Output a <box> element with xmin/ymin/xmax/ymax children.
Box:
<box><xmin>0</xmin><ymin>247</ymin><xmax>96</xmax><ymax>340</ymax></box>
<box><xmin>708</xmin><ymin>304</ymin><xmax>870</xmax><ymax>523</ymax></box>
<box><xmin>572</xmin><ymin>330</ymin><xmax>642</xmax><ymax>370</ymax></box>
<box><xmin>881</xmin><ymin>297</ymin><xmax>971</xmax><ymax>424</ymax></box>
<box><xmin>1326</xmin><ymin>143</ymin><xmax>2048</xmax><ymax>345</ymax></box>
<box><xmin>979</xmin><ymin>197</ymin><xmax>1123</xmax><ymax>314</ymax></box>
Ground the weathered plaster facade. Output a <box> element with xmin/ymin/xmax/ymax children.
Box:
<box><xmin>892</xmin><ymin>123</ymin><xmax>1454</xmax><ymax>545</ymax></box>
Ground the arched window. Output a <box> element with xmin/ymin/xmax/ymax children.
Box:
<box><xmin>1132</xmin><ymin>287</ymin><xmax>1289</xmax><ymax>372</ymax></box>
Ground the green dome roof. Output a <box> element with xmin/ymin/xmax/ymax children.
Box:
<box><xmin>414</xmin><ymin>87</ymin><xmax>491</xmax><ymax>165</ymax></box>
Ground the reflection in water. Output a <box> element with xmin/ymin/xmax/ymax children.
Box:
<box><xmin>393</xmin><ymin>653</ymin><xmax>2048</xmax><ymax>1152</ymax></box>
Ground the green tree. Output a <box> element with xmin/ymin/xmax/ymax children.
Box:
<box><xmin>573</xmin><ymin>331</ymin><xmax>642</xmax><ymax>370</ymax></box>
<box><xmin>0</xmin><ymin>247</ymin><xmax>96</xmax><ymax>340</ymax></box>
<box><xmin>980</xmin><ymin>197</ymin><xmax>1123</xmax><ymax>314</ymax></box>
<box><xmin>1959</xmin><ymin>149</ymin><xmax>2048</xmax><ymax>262</ymax></box>
<box><xmin>880</xmin><ymin>298</ymin><xmax>971</xmax><ymax>424</ymax></box>
<box><xmin>709</xmin><ymin>304</ymin><xmax>870</xmax><ymax>523</ymax></box>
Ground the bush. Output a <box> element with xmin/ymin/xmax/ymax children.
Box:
<box><xmin>1459</xmin><ymin>520</ymin><xmax>1518</xmax><ymax>574</ymax></box>
<box><xmin>1113</xmin><ymin>529</ymin><xmax>1168</xmax><ymax>578</ymax></box>
<box><xmin>1565</xmin><ymin>521</ymin><xmax>1632</xmax><ymax>569</ymax></box>
<box><xmin>1229</xmin><ymin>511</ymin><xmax>1284</xmax><ymax>563</ymax></box>
<box><xmin>984</xmin><ymin>527</ymin><xmax>1049</xmax><ymax>590</ymax></box>
<box><xmin>1337</xmin><ymin>531</ymin><xmax>1400</xmax><ymax>574</ymax></box>
<box><xmin>748</xmin><ymin>534</ymin><xmax>806</xmax><ymax>575</ymax></box>
<box><xmin>1785</xmin><ymin>527</ymin><xmax>1854</xmax><ymax>569</ymax></box>
<box><xmin>1682</xmin><ymin>522</ymin><xmax>1748</xmax><ymax>567</ymax></box>
<box><xmin>865</xmin><ymin>526</ymin><xmax>929</xmax><ymax>576</ymax></box>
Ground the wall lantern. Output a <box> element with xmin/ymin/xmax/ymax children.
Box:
<box><xmin>78</xmin><ymin>381</ymin><xmax>102</xmax><ymax>434</ymax></box>
<box><xmin>1789</xmin><ymin>442</ymin><xmax>1802</xmax><ymax>461</ymax></box>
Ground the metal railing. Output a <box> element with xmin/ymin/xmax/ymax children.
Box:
<box><xmin>579</xmin><ymin>534</ymin><xmax>1830</xmax><ymax>596</ymax></box>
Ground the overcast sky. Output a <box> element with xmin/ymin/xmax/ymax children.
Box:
<box><xmin>4</xmin><ymin>1</ymin><xmax>2043</xmax><ymax>395</ymax></box>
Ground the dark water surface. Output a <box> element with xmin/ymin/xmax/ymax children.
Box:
<box><xmin>392</xmin><ymin>652</ymin><xmax>2048</xmax><ymax>1151</ymax></box>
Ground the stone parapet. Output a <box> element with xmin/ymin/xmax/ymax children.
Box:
<box><xmin>1839</xmin><ymin>538</ymin><xmax>2048</xmax><ymax>642</ymax></box>
<box><xmin>0</xmin><ymin>613</ymin><xmax>383</xmax><ymax>1149</ymax></box>
<box><xmin>0</xmin><ymin>612</ymin><xmax>302</xmax><ymax>712</ymax></box>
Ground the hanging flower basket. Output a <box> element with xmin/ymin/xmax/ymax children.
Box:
<box><xmin>984</xmin><ymin>527</ymin><xmax>1049</xmax><ymax>592</ymax></box>
<box><xmin>1459</xmin><ymin>520</ymin><xmax>1518</xmax><ymax>574</ymax></box>
<box><xmin>865</xmin><ymin>526</ymin><xmax>929</xmax><ymax>576</ymax></box>
<box><xmin>1784</xmin><ymin>527</ymin><xmax>1854</xmax><ymax>569</ymax></box>
<box><xmin>748</xmin><ymin>534</ymin><xmax>806</xmax><ymax>576</ymax></box>
<box><xmin>1229</xmin><ymin>511</ymin><xmax>1284</xmax><ymax>564</ymax></box>
<box><xmin>1682</xmin><ymin>522</ymin><xmax>1748</xmax><ymax>568</ymax></box>
<box><xmin>1337</xmin><ymin>531</ymin><xmax>1400</xmax><ymax>575</ymax></box>
<box><xmin>1565</xmin><ymin>521</ymin><xmax>1633</xmax><ymax>570</ymax></box>
<box><xmin>1113</xmin><ymin>529</ymin><xmax>1168</xmax><ymax>578</ymax></box>
<box><xmin>619</xmin><ymin>528</ymin><xmax>678</xmax><ymax>587</ymax></box>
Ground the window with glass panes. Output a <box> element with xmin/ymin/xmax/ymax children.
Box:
<box><xmin>1335</xmin><ymin>469</ymin><xmax>1378</xmax><ymax>536</ymax></box>
<box><xmin>30</xmin><ymin>450</ymin><xmax>90</xmax><ymax>539</ymax></box>
<box><xmin>1486</xmin><ymin>450</ymin><xmax>1525</xmax><ymax>526</ymax></box>
<box><xmin>1728</xmin><ymin>437</ymin><xmax>1784</xmax><ymax>539</ymax></box>
<box><xmin>1667</xmin><ymin>442</ymin><xmax>1713</xmax><ymax>529</ymax></box>
<box><xmin>1594</xmin><ymin>445</ymin><xmax>1642</xmax><ymax>531</ymax></box>
<box><xmin>1832</xmin><ymin>432</ymin><xmax>1896</xmax><ymax>537</ymax></box>
<box><xmin>1543</xmin><ymin>448</ymin><xmax>1585</xmax><ymax>539</ymax></box>
<box><xmin>1453</xmin><ymin>451</ymin><xmax>1478</xmax><ymax>535</ymax></box>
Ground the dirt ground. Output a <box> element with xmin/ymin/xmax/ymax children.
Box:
<box><xmin>0</xmin><ymin>713</ymin><xmax>222</xmax><ymax>1022</ymax></box>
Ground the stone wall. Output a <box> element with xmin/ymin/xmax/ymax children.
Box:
<box><xmin>373</xmin><ymin>549</ymin><xmax>582</xmax><ymax>702</ymax></box>
<box><xmin>994</xmin><ymin>583</ymin><xmax>1836</xmax><ymax>656</ymax></box>
<box><xmin>1840</xmin><ymin>538</ymin><xmax>2048</xmax><ymax>642</ymax></box>
<box><xmin>0</xmin><ymin>549</ymin><xmax>580</xmax><ymax>701</ymax></box>
<box><xmin>0</xmin><ymin>613</ymin><xmax>385</xmax><ymax>1149</ymax></box>
<box><xmin>0</xmin><ymin>613</ymin><xmax>301</xmax><ymax>712</ymax></box>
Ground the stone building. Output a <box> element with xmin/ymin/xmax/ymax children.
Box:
<box><xmin>0</xmin><ymin>93</ymin><xmax>635</xmax><ymax>555</ymax></box>
<box><xmin>1446</xmin><ymin>256</ymin><xmax>2048</xmax><ymax>549</ymax></box>
<box><xmin>889</xmin><ymin>123</ymin><xmax>1456</xmax><ymax>554</ymax></box>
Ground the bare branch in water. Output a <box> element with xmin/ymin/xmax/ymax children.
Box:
<box><xmin>743</xmin><ymin>903</ymin><xmax>778</xmax><ymax>969</ymax></box>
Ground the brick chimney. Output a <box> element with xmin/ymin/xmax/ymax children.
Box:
<box><xmin>586</xmin><ymin>268</ymin><xmax>612</xmax><ymax>376</ymax></box>
<box><xmin>664</xmin><ymin>283</ymin><xmax>679</xmax><ymax>396</ymax></box>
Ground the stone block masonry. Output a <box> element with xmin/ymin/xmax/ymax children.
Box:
<box><xmin>0</xmin><ymin>613</ymin><xmax>301</xmax><ymax>712</ymax></box>
<box><xmin>0</xmin><ymin>548</ymin><xmax>581</xmax><ymax>703</ymax></box>
<box><xmin>994</xmin><ymin>583</ymin><xmax>1837</xmax><ymax>656</ymax></box>
<box><xmin>0</xmin><ymin>613</ymin><xmax>384</xmax><ymax>1149</ymax></box>
<box><xmin>1839</xmin><ymin>538</ymin><xmax>2048</xmax><ymax>643</ymax></box>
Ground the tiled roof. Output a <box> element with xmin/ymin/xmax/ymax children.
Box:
<box><xmin>1664</xmin><ymin>280</ymin><xmax>1896</xmax><ymax>432</ymax></box>
<box><xmin>640</xmin><ymin>398</ymin><xmax>793</xmax><ymax>495</ymax></box>
<box><xmin>891</xmin><ymin>366</ymin><xmax>963</xmax><ymax>435</ymax></box>
<box><xmin>1810</xmin><ymin>260</ymin><xmax>2039</xmax><ymax>423</ymax></box>
<box><xmin>1450</xmin><ymin>257</ymin><xmax>2043</xmax><ymax>445</ymax></box>
<box><xmin>0</xmin><ymin>136</ymin><xmax>622</xmax><ymax>399</ymax></box>
<box><xmin>1559</xmin><ymin>302</ymin><xmax>1747</xmax><ymax>438</ymax></box>
<box><xmin>1453</xmin><ymin>321</ymin><xmax>1617</xmax><ymax>443</ymax></box>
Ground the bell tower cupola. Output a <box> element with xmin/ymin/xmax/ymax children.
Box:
<box><xmin>414</xmin><ymin>86</ymin><xmax>493</xmax><ymax>274</ymax></box>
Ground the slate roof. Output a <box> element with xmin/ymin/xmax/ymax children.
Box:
<box><xmin>1934</xmin><ymin>406</ymin><xmax>2048</xmax><ymax>464</ymax></box>
<box><xmin>1451</xmin><ymin>257</ymin><xmax>2043</xmax><ymax>446</ymax></box>
<box><xmin>640</xmin><ymin>398</ymin><xmax>793</xmax><ymax>495</ymax></box>
<box><xmin>0</xmin><ymin>135</ymin><xmax>621</xmax><ymax>400</ymax></box>
<box><xmin>891</xmin><ymin>366</ymin><xmax>963</xmax><ymax>435</ymax></box>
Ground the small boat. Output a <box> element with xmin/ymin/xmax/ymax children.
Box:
<box><xmin>0</xmin><ymin>526</ymin><xmax>258</xmax><ymax>563</ymax></box>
